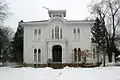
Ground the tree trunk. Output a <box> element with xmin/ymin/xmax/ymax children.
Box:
<box><xmin>103</xmin><ymin>51</ymin><xmax>106</xmax><ymax>67</ymax></box>
<box><xmin>108</xmin><ymin>52</ymin><xmax>112</xmax><ymax>62</ymax></box>
<box><xmin>115</xmin><ymin>53</ymin><xmax>117</xmax><ymax>62</ymax></box>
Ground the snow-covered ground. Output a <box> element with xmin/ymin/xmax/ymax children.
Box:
<box><xmin>0</xmin><ymin>66</ymin><xmax>120</xmax><ymax>80</ymax></box>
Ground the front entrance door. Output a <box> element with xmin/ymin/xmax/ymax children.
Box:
<box><xmin>52</xmin><ymin>45</ymin><xmax>62</xmax><ymax>62</ymax></box>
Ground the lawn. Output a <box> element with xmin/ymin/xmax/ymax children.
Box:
<box><xmin>0</xmin><ymin>66</ymin><xmax>120</xmax><ymax>80</ymax></box>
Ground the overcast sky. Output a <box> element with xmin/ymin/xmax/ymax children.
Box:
<box><xmin>5</xmin><ymin>0</ymin><xmax>93</xmax><ymax>31</ymax></box>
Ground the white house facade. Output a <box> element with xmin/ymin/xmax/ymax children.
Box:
<box><xmin>20</xmin><ymin>10</ymin><xmax>97</xmax><ymax>64</ymax></box>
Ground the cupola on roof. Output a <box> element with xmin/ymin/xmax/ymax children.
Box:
<box><xmin>48</xmin><ymin>10</ymin><xmax>66</xmax><ymax>18</ymax></box>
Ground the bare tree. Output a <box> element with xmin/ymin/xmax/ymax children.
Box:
<box><xmin>0</xmin><ymin>0</ymin><xmax>9</xmax><ymax>22</ymax></box>
<box><xmin>89</xmin><ymin>0</ymin><xmax>120</xmax><ymax>62</ymax></box>
<box><xmin>0</xmin><ymin>27</ymin><xmax>13</xmax><ymax>66</ymax></box>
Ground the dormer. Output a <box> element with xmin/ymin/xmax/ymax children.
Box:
<box><xmin>48</xmin><ymin>10</ymin><xmax>66</xmax><ymax>18</ymax></box>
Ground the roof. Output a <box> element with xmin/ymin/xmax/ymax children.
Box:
<box><xmin>20</xmin><ymin>20</ymin><xmax>49</xmax><ymax>23</ymax></box>
<box><xmin>48</xmin><ymin>10</ymin><xmax>66</xmax><ymax>13</ymax></box>
<box><xmin>66</xmin><ymin>19</ymin><xmax>94</xmax><ymax>22</ymax></box>
<box><xmin>20</xmin><ymin>19</ymin><xmax>94</xmax><ymax>23</ymax></box>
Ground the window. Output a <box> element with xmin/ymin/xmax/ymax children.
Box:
<box><xmin>73</xmin><ymin>28</ymin><xmax>80</xmax><ymax>41</ymax></box>
<box><xmin>77</xmin><ymin>28</ymin><xmax>80</xmax><ymax>40</ymax></box>
<box><xmin>52</xmin><ymin>29</ymin><xmax>54</xmax><ymax>39</ymax></box>
<box><xmin>74</xmin><ymin>48</ymin><xmax>77</xmax><ymax>62</ymax></box>
<box><xmin>34</xmin><ymin>29</ymin><xmax>37</xmax><ymax>35</ymax></box>
<box><xmin>38</xmin><ymin>29</ymin><xmax>41</xmax><ymax>35</ymax></box>
<box><xmin>77</xmin><ymin>28</ymin><xmax>80</xmax><ymax>33</ymax></box>
<box><xmin>55</xmin><ymin>26</ymin><xmax>59</xmax><ymax>39</ymax></box>
<box><xmin>38</xmin><ymin>29</ymin><xmax>41</xmax><ymax>40</ymax></box>
<box><xmin>73</xmin><ymin>29</ymin><xmax>76</xmax><ymax>33</ymax></box>
<box><xmin>34</xmin><ymin>49</ymin><xmax>37</xmax><ymax>62</ymax></box>
<box><xmin>78</xmin><ymin>48</ymin><xmax>81</xmax><ymax>61</ymax></box>
<box><xmin>60</xmin><ymin>28</ymin><xmax>62</xmax><ymax>39</ymax></box>
<box><xmin>38</xmin><ymin>49</ymin><xmax>41</xmax><ymax>62</ymax></box>
<box><xmin>73</xmin><ymin>29</ymin><xmax>76</xmax><ymax>40</ymax></box>
<box><xmin>34</xmin><ymin>29</ymin><xmax>37</xmax><ymax>40</ymax></box>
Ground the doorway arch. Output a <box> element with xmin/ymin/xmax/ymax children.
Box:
<box><xmin>52</xmin><ymin>45</ymin><xmax>62</xmax><ymax>62</ymax></box>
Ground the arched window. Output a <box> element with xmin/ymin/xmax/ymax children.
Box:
<box><xmin>34</xmin><ymin>29</ymin><xmax>37</xmax><ymax>40</ymax></box>
<box><xmin>73</xmin><ymin>29</ymin><xmax>76</xmax><ymax>33</ymax></box>
<box><xmin>38</xmin><ymin>29</ymin><xmax>41</xmax><ymax>40</ymax></box>
<box><xmin>55</xmin><ymin>26</ymin><xmax>59</xmax><ymax>39</ymax></box>
<box><xmin>52</xmin><ymin>29</ymin><xmax>54</xmax><ymax>39</ymax></box>
<box><xmin>78</xmin><ymin>48</ymin><xmax>81</xmax><ymax>61</ymax></box>
<box><xmin>60</xmin><ymin>28</ymin><xmax>62</xmax><ymax>39</ymax></box>
<box><xmin>77</xmin><ymin>28</ymin><xmax>80</xmax><ymax>40</ymax></box>
<box><xmin>34</xmin><ymin>29</ymin><xmax>37</xmax><ymax>35</ymax></box>
<box><xmin>74</xmin><ymin>48</ymin><xmax>77</xmax><ymax>62</ymax></box>
<box><xmin>38</xmin><ymin>49</ymin><xmax>41</xmax><ymax>62</ymax></box>
<box><xmin>77</xmin><ymin>28</ymin><xmax>80</xmax><ymax>33</ymax></box>
<box><xmin>34</xmin><ymin>49</ymin><xmax>37</xmax><ymax>62</ymax></box>
<box><xmin>38</xmin><ymin>29</ymin><xmax>41</xmax><ymax>35</ymax></box>
<box><xmin>73</xmin><ymin>29</ymin><xmax>76</xmax><ymax>40</ymax></box>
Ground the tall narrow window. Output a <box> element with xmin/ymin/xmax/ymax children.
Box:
<box><xmin>74</xmin><ymin>48</ymin><xmax>77</xmax><ymax>62</ymax></box>
<box><xmin>38</xmin><ymin>49</ymin><xmax>41</xmax><ymax>62</ymax></box>
<box><xmin>34</xmin><ymin>29</ymin><xmax>37</xmax><ymax>35</ymax></box>
<box><xmin>38</xmin><ymin>29</ymin><xmax>41</xmax><ymax>35</ymax></box>
<box><xmin>34</xmin><ymin>29</ymin><xmax>37</xmax><ymax>40</ymax></box>
<box><xmin>60</xmin><ymin>28</ymin><xmax>62</xmax><ymax>39</ymax></box>
<box><xmin>34</xmin><ymin>49</ymin><xmax>37</xmax><ymax>62</ymax></box>
<box><xmin>52</xmin><ymin>29</ymin><xmax>54</xmax><ymax>39</ymax></box>
<box><xmin>78</xmin><ymin>48</ymin><xmax>81</xmax><ymax>61</ymax></box>
<box><xmin>38</xmin><ymin>29</ymin><xmax>41</xmax><ymax>40</ymax></box>
<box><xmin>55</xmin><ymin>26</ymin><xmax>59</xmax><ymax>39</ymax></box>
<box><xmin>73</xmin><ymin>29</ymin><xmax>76</xmax><ymax>33</ymax></box>
<box><xmin>77</xmin><ymin>28</ymin><xmax>80</xmax><ymax>40</ymax></box>
<box><xmin>73</xmin><ymin>29</ymin><xmax>76</xmax><ymax>40</ymax></box>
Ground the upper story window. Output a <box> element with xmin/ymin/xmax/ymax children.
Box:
<box><xmin>73</xmin><ymin>28</ymin><xmax>80</xmax><ymax>41</ymax></box>
<box><xmin>38</xmin><ymin>29</ymin><xmax>41</xmax><ymax>35</ymax></box>
<box><xmin>52</xmin><ymin>26</ymin><xmax>62</xmax><ymax>39</ymax></box>
<box><xmin>77</xmin><ymin>28</ymin><xmax>80</xmax><ymax>40</ymax></box>
<box><xmin>73</xmin><ymin>29</ymin><xmax>76</xmax><ymax>33</ymax></box>
<box><xmin>77</xmin><ymin>28</ymin><xmax>80</xmax><ymax>33</ymax></box>
<box><xmin>34</xmin><ymin>29</ymin><xmax>41</xmax><ymax>40</ymax></box>
<box><xmin>34</xmin><ymin>29</ymin><xmax>37</xmax><ymax>35</ymax></box>
<box><xmin>52</xmin><ymin>29</ymin><xmax>54</xmax><ymax>39</ymax></box>
<box><xmin>38</xmin><ymin>29</ymin><xmax>41</xmax><ymax>40</ymax></box>
<box><xmin>73</xmin><ymin>28</ymin><xmax>76</xmax><ymax>40</ymax></box>
<box><xmin>60</xmin><ymin>28</ymin><xmax>62</xmax><ymax>39</ymax></box>
<box><xmin>55</xmin><ymin>26</ymin><xmax>59</xmax><ymax>39</ymax></box>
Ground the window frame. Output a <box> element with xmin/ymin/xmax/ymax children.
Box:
<box><xmin>60</xmin><ymin>28</ymin><xmax>62</xmax><ymax>39</ymax></box>
<box><xmin>34</xmin><ymin>29</ymin><xmax>37</xmax><ymax>35</ymax></box>
<box><xmin>55</xmin><ymin>25</ymin><xmax>59</xmax><ymax>39</ymax></box>
<box><xmin>52</xmin><ymin>29</ymin><xmax>54</xmax><ymax>39</ymax></box>
<box><xmin>34</xmin><ymin>49</ymin><xmax>37</xmax><ymax>62</ymax></box>
<box><xmin>38</xmin><ymin>49</ymin><xmax>41</xmax><ymax>62</ymax></box>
